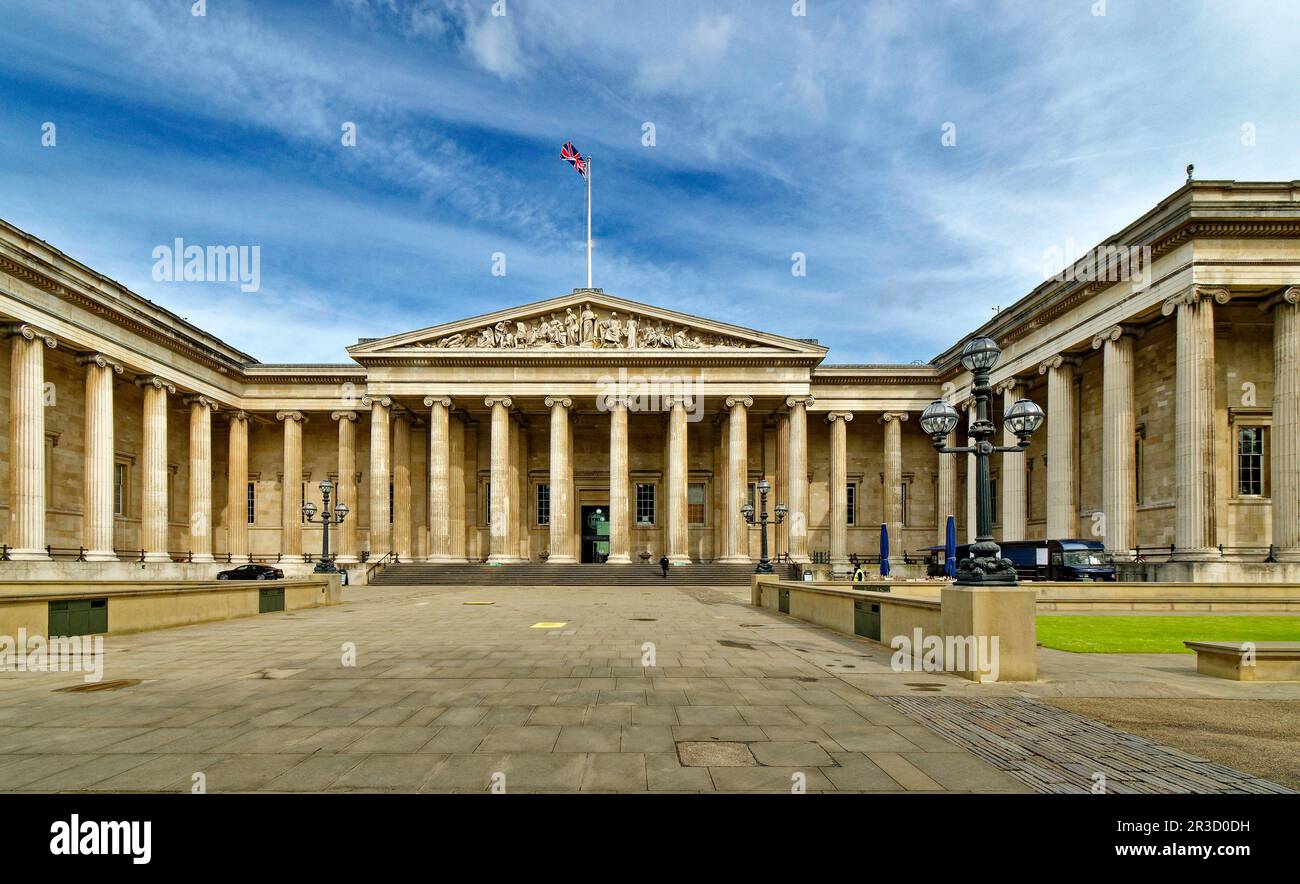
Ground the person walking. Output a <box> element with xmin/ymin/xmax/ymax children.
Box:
<box><xmin>659</xmin><ymin>554</ymin><xmax>670</xmax><ymax>578</ymax></box>
<box><xmin>852</xmin><ymin>563</ymin><xmax>866</xmax><ymax>583</ymax></box>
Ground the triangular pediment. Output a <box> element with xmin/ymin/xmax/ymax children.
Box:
<box><xmin>347</xmin><ymin>290</ymin><xmax>827</xmax><ymax>357</ymax></box>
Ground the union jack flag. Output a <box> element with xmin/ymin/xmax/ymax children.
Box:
<box><xmin>561</xmin><ymin>141</ymin><xmax>588</xmax><ymax>178</ymax></box>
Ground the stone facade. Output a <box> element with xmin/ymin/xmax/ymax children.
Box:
<box><xmin>1</xmin><ymin>180</ymin><xmax>1299</xmax><ymax>579</ymax></box>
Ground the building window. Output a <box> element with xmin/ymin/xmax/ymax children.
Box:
<box><xmin>389</xmin><ymin>481</ymin><xmax>394</xmax><ymax>524</ymax></box>
<box><xmin>1237</xmin><ymin>426</ymin><xmax>1267</xmax><ymax>496</ymax></box>
<box><xmin>900</xmin><ymin>481</ymin><xmax>909</xmax><ymax>527</ymax></box>
<box><xmin>688</xmin><ymin>482</ymin><xmax>706</xmax><ymax>525</ymax></box>
<box><xmin>481</xmin><ymin>480</ymin><xmax>491</xmax><ymax>526</ymax></box>
<box><xmin>301</xmin><ymin>481</ymin><xmax>308</xmax><ymax>524</ymax></box>
<box><xmin>635</xmin><ymin>483</ymin><xmax>656</xmax><ymax>526</ymax></box>
<box><xmin>536</xmin><ymin>483</ymin><xmax>550</xmax><ymax>526</ymax></box>
<box><xmin>747</xmin><ymin>482</ymin><xmax>756</xmax><ymax>510</ymax></box>
<box><xmin>846</xmin><ymin>483</ymin><xmax>857</xmax><ymax>526</ymax></box>
<box><xmin>1134</xmin><ymin>438</ymin><xmax>1143</xmax><ymax>504</ymax></box>
<box><xmin>1026</xmin><ymin>458</ymin><xmax>1034</xmax><ymax>516</ymax></box>
<box><xmin>113</xmin><ymin>462</ymin><xmax>126</xmax><ymax>517</ymax></box>
<box><xmin>247</xmin><ymin>481</ymin><xmax>256</xmax><ymax>525</ymax></box>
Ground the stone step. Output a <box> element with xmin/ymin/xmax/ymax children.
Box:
<box><xmin>368</xmin><ymin>562</ymin><xmax>768</xmax><ymax>586</ymax></box>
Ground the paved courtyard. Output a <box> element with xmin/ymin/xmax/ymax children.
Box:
<box><xmin>0</xmin><ymin>583</ymin><xmax>1290</xmax><ymax>793</ymax></box>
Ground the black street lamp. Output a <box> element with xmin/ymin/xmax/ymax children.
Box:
<box><xmin>919</xmin><ymin>336</ymin><xmax>1044</xmax><ymax>586</ymax></box>
<box><xmin>302</xmin><ymin>479</ymin><xmax>350</xmax><ymax>574</ymax></box>
<box><xmin>742</xmin><ymin>479</ymin><xmax>787</xmax><ymax>574</ymax></box>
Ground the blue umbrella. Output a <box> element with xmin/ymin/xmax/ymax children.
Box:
<box><xmin>944</xmin><ymin>514</ymin><xmax>957</xmax><ymax>579</ymax></box>
<box><xmin>879</xmin><ymin>523</ymin><xmax>891</xmax><ymax>577</ymax></box>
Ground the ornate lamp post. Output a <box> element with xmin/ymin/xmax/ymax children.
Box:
<box><xmin>919</xmin><ymin>337</ymin><xmax>1044</xmax><ymax>586</ymax></box>
<box><xmin>302</xmin><ymin>479</ymin><xmax>350</xmax><ymax>574</ymax></box>
<box><xmin>741</xmin><ymin>478</ymin><xmax>787</xmax><ymax>574</ymax></box>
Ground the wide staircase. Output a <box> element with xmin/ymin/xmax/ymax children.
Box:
<box><xmin>368</xmin><ymin>561</ymin><xmax>762</xmax><ymax>587</ymax></box>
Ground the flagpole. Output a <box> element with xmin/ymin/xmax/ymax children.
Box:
<box><xmin>585</xmin><ymin>156</ymin><xmax>593</xmax><ymax>289</ymax></box>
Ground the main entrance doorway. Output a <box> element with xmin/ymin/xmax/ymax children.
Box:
<box><xmin>581</xmin><ymin>506</ymin><xmax>610</xmax><ymax>563</ymax></box>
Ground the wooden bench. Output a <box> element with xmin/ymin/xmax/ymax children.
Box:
<box><xmin>1183</xmin><ymin>641</ymin><xmax>1300</xmax><ymax>681</ymax></box>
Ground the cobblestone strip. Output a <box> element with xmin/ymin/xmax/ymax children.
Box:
<box><xmin>880</xmin><ymin>696</ymin><xmax>1294</xmax><ymax>795</ymax></box>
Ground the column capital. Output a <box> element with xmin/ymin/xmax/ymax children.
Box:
<box><xmin>664</xmin><ymin>394</ymin><xmax>694</xmax><ymax>409</ymax></box>
<box><xmin>785</xmin><ymin>395</ymin><xmax>814</xmax><ymax>409</ymax></box>
<box><xmin>601</xmin><ymin>394</ymin><xmax>630</xmax><ymax>411</ymax></box>
<box><xmin>878</xmin><ymin>411</ymin><xmax>909</xmax><ymax>424</ymax></box>
<box><xmin>1090</xmin><ymin>325</ymin><xmax>1143</xmax><ymax>350</ymax></box>
<box><xmin>75</xmin><ymin>352</ymin><xmax>124</xmax><ymax>374</ymax></box>
<box><xmin>275</xmin><ymin>410</ymin><xmax>307</xmax><ymax>423</ymax></box>
<box><xmin>1259</xmin><ymin>286</ymin><xmax>1300</xmax><ymax>313</ymax></box>
<box><xmin>185</xmin><ymin>394</ymin><xmax>220</xmax><ymax>411</ymax></box>
<box><xmin>725</xmin><ymin>395</ymin><xmax>753</xmax><ymax>409</ymax></box>
<box><xmin>484</xmin><ymin>396</ymin><xmax>512</xmax><ymax>409</ymax></box>
<box><xmin>826</xmin><ymin>411</ymin><xmax>853</xmax><ymax>423</ymax></box>
<box><xmin>544</xmin><ymin>396</ymin><xmax>573</xmax><ymax>410</ymax></box>
<box><xmin>3</xmin><ymin>323</ymin><xmax>57</xmax><ymax>348</ymax></box>
<box><xmin>331</xmin><ymin>410</ymin><xmax>358</xmax><ymax>422</ymax></box>
<box><xmin>227</xmin><ymin>410</ymin><xmax>250</xmax><ymax>423</ymax></box>
<box><xmin>424</xmin><ymin>396</ymin><xmax>453</xmax><ymax>409</ymax></box>
<box><xmin>993</xmin><ymin>376</ymin><xmax>1025</xmax><ymax>395</ymax></box>
<box><xmin>1162</xmin><ymin>285</ymin><xmax>1230</xmax><ymax>316</ymax></box>
<box><xmin>1037</xmin><ymin>354</ymin><xmax>1079</xmax><ymax>375</ymax></box>
<box><xmin>361</xmin><ymin>395</ymin><xmax>392</xmax><ymax>409</ymax></box>
<box><xmin>135</xmin><ymin>375</ymin><xmax>176</xmax><ymax>394</ymax></box>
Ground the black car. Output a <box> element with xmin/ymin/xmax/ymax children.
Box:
<box><xmin>216</xmin><ymin>563</ymin><xmax>284</xmax><ymax>581</ymax></box>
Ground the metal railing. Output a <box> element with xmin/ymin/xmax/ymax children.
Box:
<box><xmin>364</xmin><ymin>551</ymin><xmax>396</xmax><ymax>583</ymax></box>
<box><xmin>1133</xmin><ymin>544</ymin><xmax>1279</xmax><ymax>563</ymax></box>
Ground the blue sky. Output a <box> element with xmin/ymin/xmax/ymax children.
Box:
<box><xmin>1</xmin><ymin>0</ymin><xmax>1296</xmax><ymax>364</ymax></box>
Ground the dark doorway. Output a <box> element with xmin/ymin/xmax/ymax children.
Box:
<box><xmin>581</xmin><ymin>506</ymin><xmax>610</xmax><ymax>563</ymax></box>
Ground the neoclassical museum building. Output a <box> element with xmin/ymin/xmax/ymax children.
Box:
<box><xmin>2</xmin><ymin>179</ymin><xmax>1298</xmax><ymax>581</ymax></box>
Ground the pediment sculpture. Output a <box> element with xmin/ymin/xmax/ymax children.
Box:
<box><xmin>418</xmin><ymin>304</ymin><xmax>754</xmax><ymax>350</ymax></box>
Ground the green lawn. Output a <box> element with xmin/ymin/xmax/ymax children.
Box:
<box><xmin>1036</xmin><ymin>615</ymin><xmax>1300</xmax><ymax>654</ymax></box>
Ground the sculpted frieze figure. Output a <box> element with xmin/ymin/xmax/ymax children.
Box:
<box><xmin>420</xmin><ymin>307</ymin><xmax>754</xmax><ymax>350</ymax></box>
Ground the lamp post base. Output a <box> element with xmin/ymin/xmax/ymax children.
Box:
<box><xmin>954</xmin><ymin>541</ymin><xmax>1019</xmax><ymax>586</ymax></box>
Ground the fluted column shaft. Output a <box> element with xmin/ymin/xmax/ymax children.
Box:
<box><xmin>936</xmin><ymin>430</ymin><xmax>956</xmax><ymax>545</ymax></box>
<box><xmin>426</xmin><ymin>398</ymin><xmax>453</xmax><ymax>562</ymax></box>
<box><xmin>367</xmin><ymin>397</ymin><xmax>392</xmax><ymax>557</ymax></box>
<box><xmin>666</xmin><ymin>397</ymin><xmax>690</xmax><ymax>564</ymax></box>
<box><xmin>721</xmin><ymin>396</ymin><xmax>752</xmax><ymax>562</ymax></box>
<box><xmin>1040</xmin><ymin>357</ymin><xmax>1077</xmax><ymax>539</ymax></box>
<box><xmin>827</xmin><ymin>412</ymin><xmax>852</xmax><ymax>565</ymax></box>
<box><xmin>226</xmin><ymin>411</ymin><xmax>249</xmax><ymax>559</ymax></box>
<box><xmin>188</xmin><ymin>397</ymin><xmax>216</xmax><ymax>563</ymax></box>
<box><xmin>1271</xmin><ymin>289</ymin><xmax>1300</xmax><ymax>560</ymax></box>
<box><xmin>333</xmin><ymin>411</ymin><xmax>358</xmax><ymax>563</ymax></box>
<box><xmin>607</xmin><ymin>399</ymin><xmax>631</xmax><ymax>563</ymax></box>
<box><xmin>545</xmin><ymin>397</ymin><xmax>576</xmax><ymax>563</ymax></box>
<box><xmin>998</xmin><ymin>382</ymin><xmax>1027</xmax><ymax>542</ymax></box>
<box><xmin>392</xmin><ymin>414</ymin><xmax>412</xmax><ymax>559</ymax></box>
<box><xmin>512</xmin><ymin>415</ymin><xmax>527</xmax><ymax>559</ymax></box>
<box><xmin>6</xmin><ymin>326</ymin><xmax>55</xmax><ymax>560</ymax></box>
<box><xmin>1093</xmin><ymin>328</ymin><xmax>1137</xmax><ymax>558</ymax></box>
<box><xmin>77</xmin><ymin>355</ymin><xmax>120</xmax><ymax>561</ymax></box>
<box><xmin>881</xmin><ymin>412</ymin><xmax>907</xmax><ymax>562</ymax></box>
<box><xmin>138</xmin><ymin>377</ymin><xmax>173</xmax><ymax>562</ymax></box>
<box><xmin>486</xmin><ymin>397</ymin><xmax>516</xmax><ymax>563</ymax></box>
<box><xmin>785</xmin><ymin>397</ymin><xmax>812</xmax><ymax>562</ymax></box>
<box><xmin>449</xmin><ymin>416</ymin><xmax>467</xmax><ymax>561</ymax></box>
<box><xmin>1164</xmin><ymin>287</ymin><xmax>1226</xmax><ymax>559</ymax></box>
<box><xmin>278</xmin><ymin>411</ymin><xmax>305</xmax><ymax>556</ymax></box>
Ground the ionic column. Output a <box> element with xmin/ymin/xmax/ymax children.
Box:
<box><xmin>365</xmin><ymin>396</ymin><xmax>392</xmax><ymax>557</ymax></box>
<box><xmin>936</xmin><ymin>429</ymin><xmax>957</xmax><ymax>545</ymax></box>
<box><xmin>665</xmin><ymin>395</ymin><xmax>691</xmax><ymax>564</ymax></box>
<box><xmin>997</xmin><ymin>379</ymin><xmax>1027</xmax><ymax>542</ymax></box>
<box><xmin>964</xmin><ymin>401</ymin><xmax>977</xmax><ymax>543</ymax></box>
<box><xmin>1265</xmin><ymin>287</ymin><xmax>1300</xmax><ymax>560</ymax></box>
<box><xmin>1038</xmin><ymin>355</ymin><xmax>1078</xmax><ymax>540</ymax></box>
<box><xmin>5</xmin><ymin>325</ymin><xmax>56</xmax><ymax>560</ymax></box>
<box><xmin>607</xmin><ymin>397</ymin><xmax>631</xmax><ymax>563</ymax></box>
<box><xmin>785</xmin><ymin>396</ymin><xmax>813</xmax><ymax>562</ymax></box>
<box><xmin>187</xmin><ymin>396</ymin><xmax>218</xmax><ymax>563</ymax></box>
<box><xmin>277</xmin><ymin>411</ymin><xmax>306</xmax><ymax>557</ymax></box>
<box><xmin>332</xmin><ymin>411</ymin><xmax>359</xmax><ymax>563</ymax></box>
<box><xmin>74</xmin><ymin>353</ymin><xmax>122</xmax><ymax>561</ymax></box>
<box><xmin>485</xmin><ymin>397</ymin><xmax>516</xmax><ymax>563</ymax></box>
<box><xmin>827</xmin><ymin>411</ymin><xmax>853</xmax><ymax>566</ymax></box>
<box><xmin>424</xmin><ymin>397</ymin><xmax>453</xmax><ymax>562</ymax></box>
<box><xmin>1092</xmin><ymin>327</ymin><xmax>1138</xmax><ymax>558</ymax></box>
<box><xmin>449</xmin><ymin>415</ymin><xmax>467</xmax><ymax>561</ymax></box>
<box><xmin>720</xmin><ymin>395</ymin><xmax>752</xmax><ymax>563</ymax></box>
<box><xmin>511</xmin><ymin>414</ymin><xmax>528</xmax><ymax>560</ymax></box>
<box><xmin>136</xmin><ymin>375</ymin><xmax>174</xmax><ymax>562</ymax></box>
<box><xmin>226</xmin><ymin>410</ymin><xmax>249</xmax><ymax>559</ymax></box>
<box><xmin>1162</xmin><ymin>286</ymin><xmax>1229</xmax><ymax>560</ymax></box>
<box><xmin>880</xmin><ymin>411</ymin><xmax>908</xmax><ymax>565</ymax></box>
<box><xmin>545</xmin><ymin>396</ymin><xmax>576</xmax><ymax>563</ymax></box>
<box><xmin>392</xmin><ymin>413</ymin><xmax>412</xmax><ymax>560</ymax></box>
